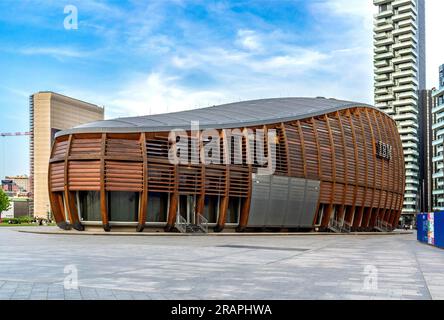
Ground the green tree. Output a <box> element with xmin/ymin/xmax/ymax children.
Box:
<box><xmin>0</xmin><ymin>189</ymin><xmax>11</xmax><ymax>222</ymax></box>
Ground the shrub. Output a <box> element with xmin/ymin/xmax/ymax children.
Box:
<box><xmin>17</xmin><ymin>216</ymin><xmax>33</xmax><ymax>223</ymax></box>
<box><xmin>2</xmin><ymin>218</ymin><xmax>20</xmax><ymax>224</ymax></box>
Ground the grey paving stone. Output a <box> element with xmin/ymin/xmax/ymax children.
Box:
<box><xmin>0</xmin><ymin>228</ymin><xmax>443</xmax><ymax>300</ymax></box>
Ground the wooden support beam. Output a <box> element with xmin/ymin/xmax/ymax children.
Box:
<box><xmin>281</xmin><ymin>122</ymin><xmax>292</xmax><ymax>176</ymax></box>
<box><xmin>375</xmin><ymin>111</ymin><xmax>388</xmax><ymax>224</ymax></box>
<box><xmin>48</xmin><ymin>139</ymin><xmax>69</xmax><ymax>229</ymax></box>
<box><xmin>362</xmin><ymin>207</ymin><xmax>372</xmax><ymax>230</ymax></box>
<box><xmin>383</xmin><ymin>115</ymin><xmax>397</xmax><ymax>227</ymax></box>
<box><xmin>371</xmin><ymin>109</ymin><xmax>384</xmax><ymax>228</ymax></box>
<box><xmin>48</xmin><ymin>192</ymin><xmax>67</xmax><ymax>228</ymax></box>
<box><xmin>137</xmin><ymin>132</ymin><xmax>148</xmax><ymax>232</ymax></box>
<box><xmin>347</xmin><ymin>110</ymin><xmax>359</xmax><ymax>225</ymax></box>
<box><xmin>379</xmin><ymin>113</ymin><xmax>391</xmax><ymax>223</ymax></box>
<box><xmin>363</xmin><ymin>109</ymin><xmax>377</xmax><ymax>229</ymax></box>
<box><xmin>296</xmin><ymin>120</ymin><xmax>307</xmax><ymax>179</ymax></box>
<box><xmin>311</xmin><ymin>118</ymin><xmax>323</xmax><ymax>178</ymax></box>
<box><xmin>324</xmin><ymin>115</ymin><xmax>337</xmax><ymax>226</ymax></box>
<box><xmin>322</xmin><ymin>204</ymin><xmax>334</xmax><ymax>228</ymax></box>
<box><xmin>311</xmin><ymin>118</ymin><xmax>327</xmax><ymax>227</ymax></box>
<box><xmin>215</xmin><ymin>129</ymin><xmax>230</xmax><ymax>232</ymax></box>
<box><xmin>64</xmin><ymin>135</ymin><xmax>84</xmax><ymax>231</ymax></box>
<box><xmin>382</xmin><ymin>124</ymin><xmax>394</xmax><ymax>224</ymax></box>
<box><xmin>237</xmin><ymin>128</ymin><xmax>253</xmax><ymax>231</ymax></box>
<box><xmin>337</xmin><ymin>111</ymin><xmax>348</xmax><ymax>224</ymax></box>
<box><xmin>100</xmin><ymin>133</ymin><xmax>110</xmax><ymax>232</ymax></box>
<box><xmin>196</xmin><ymin>129</ymin><xmax>206</xmax><ymax>222</ymax></box>
<box><xmin>353</xmin><ymin>109</ymin><xmax>369</xmax><ymax>229</ymax></box>
<box><xmin>55</xmin><ymin>193</ymin><xmax>68</xmax><ymax>227</ymax></box>
<box><xmin>165</xmin><ymin>134</ymin><xmax>179</xmax><ymax>232</ymax></box>
<box><xmin>48</xmin><ymin>157</ymin><xmax>69</xmax><ymax>229</ymax></box>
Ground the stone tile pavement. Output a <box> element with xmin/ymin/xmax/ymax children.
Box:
<box><xmin>0</xmin><ymin>227</ymin><xmax>443</xmax><ymax>300</ymax></box>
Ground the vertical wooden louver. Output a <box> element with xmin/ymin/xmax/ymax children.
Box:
<box><xmin>284</xmin><ymin>123</ymin><xmax>304</xmax><ymax>178</ymax></box>
<box><xmin>273</xmin><ymin>126</ymin><xmax>288</xmax><ymax>175</ymax></box>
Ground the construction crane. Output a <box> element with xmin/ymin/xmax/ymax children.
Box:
<box><xmin>0</xmin><ymin>132</ymin><xmax>31</xmax><ymax>137</ymax></box>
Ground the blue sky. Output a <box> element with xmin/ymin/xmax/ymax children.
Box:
<box><xmin>0</xmin><ymin>0</ymin><xmax>442</xmax><ymax>178</ymax></box>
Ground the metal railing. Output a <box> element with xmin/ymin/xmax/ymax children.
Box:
<box><xmin>196</xmin><ymin>214</ymin><xmax>208</xmax><ymax>234</ymax></box>
<box><xmin>329</xmin><ymin>218</ymin><xmax>342</xmax><ymax>233</ymax></box>
<box><xmin>342</xmin><ymin>221</ymin><xmax>352</xmax><ymax>233</ymax></box>
<box><xmin>375</xmin><ymin>219</ymin><xmax>392</xmax><ymax>232</ymax></box>
<box><xmin>175</xmin><ymin>214</ymin><xmax>208</xmax><ymax>234</ymax></box>
<box><xmin>175</xmin><ymin>215</ymin><xmax>188</xmax><ymax>233</ymax></box>
<box><xmin>329</xmin><ymin>217</ymin><xmax>351</xmax><ymax>233</ymax></box>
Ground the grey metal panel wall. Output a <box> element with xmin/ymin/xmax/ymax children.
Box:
<box><xmin>300</xmin><ymin>180</ymin><xmax>320</xmax><ymax>227</ymax></box>
<box><xmin>285</xmin><ymin>178</ymin><xmax>305</xmax><ymax>226</ymax></box>
<box><xmin>266</xmin><ymin>176</ymin><xmax>289</xmax><ymax>227</ymax></box>
<box><xmin>248</xmin><ymin>174</ymin><xmax>320</xmax><ymax>228</ymax></box>
<box><xmin>247</xmin><ymin>175</ymin><xmax>270</xmax><ymax>227</ymax></box>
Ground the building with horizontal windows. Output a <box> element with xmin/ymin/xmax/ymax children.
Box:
<box><xmin>432</xmin><ymin>65</ymin><xmax>444</xmax><ymax>210</ymax></box>
<box><xmin>48</xmin><ymin>97</ymin><xmax>405</xmax><ymax>233</ymax></box>
<box><xmin>373</xmin><ymin>0</ymin><xmax>426</xmax><ymax>223</ymax></box>
<box><xmin>4</xmin><ymin>175</ymin><xmax>29</xmax><ymax>193</ymax></box>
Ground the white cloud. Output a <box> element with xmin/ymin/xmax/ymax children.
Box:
<box><xmin>19</xmin><ymin>47</ymin><xmax>88</xmax><ymax>59</ymax></box>
<box><xmin>251</xmin><ymin>50</ymin><xmax>328</xmax><ymax>73</ymax></box>
<box><xmin>236</xmin><ymin>29</ymin><xmax>262</xmax><ymax>51</ymax></box>
<box><xmin>37</xmin><ymin>0</ymin><xmax>391</xmax><ymax>119</ymax></box>
<box><xmin>315</xmin><ymin>0</ymin><xmax>376</xmax><ymax>28</ymax></box>
<box><xmin>105</xmin><ymin>73</ymin><xmax>228</xmax><ymax>118</ymax></box>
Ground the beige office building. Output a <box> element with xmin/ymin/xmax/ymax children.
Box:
<box><xmin>30</xmin><ymin>92</ymin><xmax>104</xmax><ymax>218</ymax></box>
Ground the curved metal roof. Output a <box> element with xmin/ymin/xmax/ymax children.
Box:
<box><xmin>56</xmin><ymin>97</ymin><xmax>376</xmax><ymax>137</ymax></box>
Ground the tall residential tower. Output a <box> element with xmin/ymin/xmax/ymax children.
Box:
<box><xmin>432</xmin><ymin>65</ymin><xmax>444</xmax><ymax>210</ymax></box>
<box><xmin>373</xmin><ymin>0</ymin><xmax>426</xmax><ymax>224</ymax></box>
<box><xmin>29</xmin><ymin>92</ymin><xmax>104</xmax><ymax>219</ymax></box>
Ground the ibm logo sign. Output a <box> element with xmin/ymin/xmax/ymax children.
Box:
<box><xmin>376</xmin><ymin>141</ymin><xmax>392</xmax><ymax>161</ymax></box>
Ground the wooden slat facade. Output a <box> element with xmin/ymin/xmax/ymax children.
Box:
<box><xmin>48</xmin><ymin>106</ymin><xmax>404</xmax><ymax>232</ymax></box>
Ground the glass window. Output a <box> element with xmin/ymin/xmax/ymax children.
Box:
<box><xmin>203</xmin><ymin>196</ymin><xmax>219</xmax><ymax>223</ymax></box>
<box><xmin>226</xmin><ymin>197</ymin><xmax>241</xmax><ymax>224</ymax></box>
<box><xmin>178</xmin><ymin>195</ymin><xmax>195</xmax><ymax>224</ymax></box>
<box><xmin>108</xmin><ymin>192</ymin><xmax>139</xmax><ymax>222</ymax></box>
<box><xmin>379</xmin><ymin>4</ymin><xmax>388</xmax><ymax>12</ymax></box>
<box><xmin>146</xmin><ymin>192</ymin><xmax>168</xmax><ymax>223</ymax></box>
<box><xmin>78</xmin><ymin>191</ymin><xmax>101</xmax><ymax>221</ymax></box>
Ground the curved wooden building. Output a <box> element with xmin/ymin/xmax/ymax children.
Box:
<box><xmin>49</xmin><ymin>97</ymin><xmax>405</xmax><ymax>233</ymax></box>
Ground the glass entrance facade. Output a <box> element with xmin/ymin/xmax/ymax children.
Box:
<box><xmin>78</xmin><ymin>191</ymin><xmax>101</xmax><ymax>221</ymax></box>
<box><xmin>108</xmin><ymin>192</ymin><xmax>139</xmax><ymax>222</ymax></box>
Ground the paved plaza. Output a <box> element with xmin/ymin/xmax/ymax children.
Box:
<box><xmin>0</xmin><ymin>228</ymin><xmax>443</xmax><ymax>300</ymax></box>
